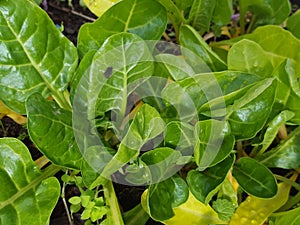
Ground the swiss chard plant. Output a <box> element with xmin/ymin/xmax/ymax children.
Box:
<box><xmin>1</xmin><ymin>0</ymin><xmax>300</xmax><ymax>225</ymax></box>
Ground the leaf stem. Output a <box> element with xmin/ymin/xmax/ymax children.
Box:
<box><xmin>61</xmin><ymin>170</ymin><xmax>74</xmax><ymax>225</ymax></box>
<box><xmin>103</xmin><ymin>179</ymin><xmax>125</xmax><ymax>225</ymax></box>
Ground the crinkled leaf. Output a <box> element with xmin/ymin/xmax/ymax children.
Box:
<box><xmin>0</xmin><ymin>138</ymin><xmax>60</xmax><ymax>225</ymax></box>
<box><xmin>229</xmin><ymin>182</ymin><xmax>291</xmax><ymax>225</ymax></box>
<box><xmin>187</xmin><ymin>155</ymin><xmax>235</xmax><ymax>204</ymax></box>
<box><xmin>212</xmin><ymin>199</ymin><xmax>236</xmax><ymax>222</ymax></box>
<box><xmin>78</xmin><ymin>0</ymin><xmax>167</xmax><ymax>56</ymax></box>
<box><xmin>194</xmin><ymin>120</ymin><xmax>235</xmax><ymax>168</ymax></box>
<box><xmin>269</xmin><ymin>207</ymin><xmax>300</xmax><ymax>225</ymax></box>
<box><xmin>258</xmin><ymin>126</ymin><xmax>300</xmax><ymax>169</ymax></box>
<box><xmin>179</xmin><ymin>25</ymin><xmax>227</xmax><ymax>72</ymax></box>
<box><xmin>187</xmin><ymin>0</ymin><xmax>216</xmax><ymax>35</ymax></box>
<box><xmin>232</xmin><ymin>157</ymin><xmax>278</xmax><ymax>198</ymax></box>
<box><xmin>228</xmin><ymin>78</ymin><xmax>276</xmax><ymax>140</ymax></box>
<box><xmin>0</xmin><ymin>0</ymin><xmax>77</xmax><ymax>113</ymax></box>
<box><xmin>228</xmin><ymin>39</ymin><xmax>274</xmax><ymax>77</ymax></box>
<box><xmin>26</xmin><ymin>93</ymin><xmax>82</xmax><ymax>169</ymax></box>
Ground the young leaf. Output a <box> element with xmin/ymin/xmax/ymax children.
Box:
<box><xmin>91</xmin><ymin>104</ymin><xmax>165</xmax><ymax>188</ymax></box>
<box><xmin>228</xmin><ymin>39</ymin><xmax>274</xmax><ymax>77</ymax></box>
<box><xmin>229</xmin><ymin>182</ymin><xmax>291</xmax><ymax>225</ymax></box>
<box><xmin>212</xmin><ymin>199</ymin><xmax>236</xmax><ymax>222</ymax></box>
<box><xmin>187</xmin><ymin>0</ymin><xmax>216</xmax><ymax>35</ymax></box>
<box><xmin>232</xmin><ymin>157</ymin><xmax>278</xmax><ymax>198</ymax></box>
<box><xmin>179</xmin><ymin>25</ymin><xmax>227</xmax><ymax>72</ymax></box>
<box><xmin>227</xmin><ymin>78</ymin><xmax>276</xmax><ymax>140</ymax></box>
<box><xmin>258</xmin><ymin>126</ymin><xmax>300</xmax><ymax>169</ymax></box>
<box><xmin>0</xmin><ymin>0</ymin><xmax>77</xmax><ymax>113</ymax></box>
<box><xmin>0</xmin><ymin>138</ymin><xmax>60</xmax><ymax>225</ymax></box>
<box><xmin>187</xmin><ymin>155</ymin><xmax>235</xmax><ymax>204</ymax></box>
<box><xmin>194</xmin><ymin>120</ymin><xmax>235</xmax><ymax>168</ymax></box>
<box><xmin>26</xmin><ymin>93</ymin><xmax>82</xmax><ymax>169</ymax></box>
<box><xmin>78</xmin><ymin>0</ymin><xmax>167</xmax><ymax>56</ymax></box>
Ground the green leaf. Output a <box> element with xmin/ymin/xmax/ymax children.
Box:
<box><xmin>287</xmin><ymin>11</ymin><xmax>300</xmax><ymax>39</ymax></box>
<box><xmin>228</xmin><ymin>39</ymin><xmax>274</xmax><ymax>77</ymax></box>
<box><xmin>194</xmin><ymin>120</ymin><xmax>235</xmax><ymax>168</ymax></box>
<box><xmin>164</xmin><ymin>121</ymin><xmax>194</xmax><ymax>153</ymax></box>
<box><xmin>253</xmin><ymin>110</ymin><xmax>295</xmax><ymax>156</ymax></box>
<box><xmin>229</xmin><ymin>182</ymin><xmax>291</xmax><ymax>225</ymax></box>
<box><xmin>0</xmin><ymin>138</ymin><xmax>60</xmax><ymax>225</ymax></box>
<box><xmin>232</xmin><ymin>157</ymin><xmax>278</xmax><ymax>198</ymax></box>
<box><xmin>212</xmin><ymin>199</ymin><xmax>236</xmax><ymax>222</ymax></box>
<box><xmin>144</xmin><ymin>175</ymin><xmax>189</xmax><ymax>221</ymax></box>
<box><xmin>91</xmin><ymin>104</ymin><xmax>165</xmax><ymax>188</ymax></box>
<box><xmin>93</xmin><ymin>33</ymin><xmax>154</xmax><ymax>117</ymax></box>
<box><xmin>187</xmin><ymin>0</ymin><xmax>216</xmax><ymax>35</ymax></box>
<box><xmin>78</xmin><ymin>0</ymin><xmax>167</xmax><ymax>57</ymax></box>
<box><xmin>227</xmin><ymin>78</ymin><xmax>276</xmax><ymax>140</ymax></box>
<box><xmin>179</xmin><ymin>25</ymin><xmax>227</xmax><ymax>72</ymax></box>
<box><xmin>83</xmin><ymin>0</ymin><xmax>120</xmax><ymax>17</ymax></box>
<box><xmin>269</xmin><ymin>207</ymin><xmax>300</xmax><ymax>225</ymax></box>
<box><xmin>273</xmin><ymin>59</ymin><xmax>300</xmax><ymax>124</ymax></box>
<box><xmin>26</xmin><ymin>93</ymin><xmax>82</xmax><ymax>169</ymax></box>
<box><xmin>122</xmin><ymin>204</ymin><xmax>149</xmax><ymax>225</ymax></box>
<box><xmin>211</xmin><ymin>0</ymin><xmax>233</xmax><ymax>35</ymax></box>
<box><xmin>0</xmin><ymin>0</ymin><xmax>77</xmax><ymax>113</ymax></box>
<box><xmin>187</xmin><ymin>155</ymin><xmax>235</xmax><ymax>204</ymax></box>
<box><xmin>258</xmin><ymin>126</ymin><xmax>300</xmax><ymax>169</ymax></box>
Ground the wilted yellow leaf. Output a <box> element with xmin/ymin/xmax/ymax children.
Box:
<box><xmin>0</xmin><ymin>101</ymin><xmax>27</xmax><ymax>125</ymax></box>
<box><xmin>83</xmin><ymin>0</ymin><xmax>120</xmax><ymax>17</ymax></box>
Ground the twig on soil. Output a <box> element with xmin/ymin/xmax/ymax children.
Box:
<box><xmin>47</xmin><ymin>1</ymin><xmax>96</xmax><ymax>22</ymax></box>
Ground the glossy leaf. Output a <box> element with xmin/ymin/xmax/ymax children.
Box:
<box><xmin>162</xmin><ymin>191</ymin><xmax>225</xmax><ymax>225</ymax></box>
<box><xmin>78</xmin><ymin>0</ymin><xmax>167</xmax><ymax>56</ymax></box>
<box><xmin>141</xmin><ymin>147</ymin><xmax>182</xmax><ymax>184</ymax></box>
<box><xmin>254</xmin><ymin>110</ymin><xmax>295</xmax><ymax>156</ymax></box>
<box><xmin>194</xmin><ymin>120</ymin><xmax>235</xmax><ymax>168</ymax></box>
<box><xmin>229</xmin><ymin>182</ymin><xmax>291</xmax><ymax>225</ymax></box>
<box><xmin>93</xmin><ymin>33</ymin><xmax>154</xmax><ymax>117</ymax></box>
<box><xmin>179</xmin><ymin>25</ymin><xmax>227</xmax><ymax>72</ymax></box>
<box><xmin>0</xmin><ymin>138</ymin><xmax>60</xmax><ymax>225</ymax></box>
<box><xmin>0</xmin><ymin>0</ymin><xmax>77</xmax><ymax>113</ymax></box>
<box><xmin>269</xmin><ymin>207</ymin><xmax>300</xmax><ymax>225</ymax></box>
<box><xmin>187</xmin><ymin>155</ymin><xmax>235</xmax><ymax>204</ymax></box>
<box><xmin>83</xmin><ymin>0</ymin><xmax>120</xmax><ymax>17</ymax></box>
<box><xmin>228</xmin><ymin>39</ymin><xmax>274</xmax><ymax>77</ymax></box>
<box><xmin>258</xmin><ymin>126</ymin><xmax>300</xmax><ymax>169</ymax></box>
<box><xmin>227</xmin><ymin>78</ymin><xmax>276</xmax><ymax>140</ymax></box>
<box><xmin>273</xmin><ymin>59</ymin><xmax>300</xmax><ymax>124</ymax></box>
<box><xmin>164</xmin><ymin>121</ymin><xmax>194</xmax><ymax>153</ymax></box>
<box><xmin>26</xmin><ymin>93</ymin><xmax>82</xmax><ymax>169</ymax></box>
<box><xmin>187</xmin><ymin>0</ymin><xmax>216</xmax><ymax>35</ymax></box>
<box><xmin>287</xmin><ymin>11</ymin><xmax>300</xmax><ymax>39</ymax></box>
<box><xmin>232</xmin><ymin>157</ymin><xmax>278</xmax><ymax>198</ymax></box>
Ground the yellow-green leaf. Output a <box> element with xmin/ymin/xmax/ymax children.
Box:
<box><xmin>83</xmin><ymin>0</ymin><xmax>120</xmax><ymax>17</ymax></box>
<box><xmin>229</xmin><ymin>182</ymin><xmax>291</xmax><ymax>225</ymax></box>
